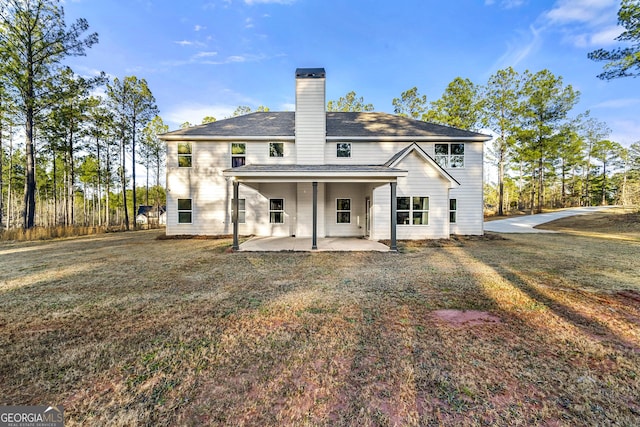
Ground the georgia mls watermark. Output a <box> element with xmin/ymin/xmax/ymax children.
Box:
<box><xmin>0</xmin><ymin>406</ymin><xmax>64</xmax><ymax>427</ymax></box>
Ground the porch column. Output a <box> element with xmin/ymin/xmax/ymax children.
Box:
<box><xmin>312</xmin><ymin>181</ymin><xmax>318</xmax><ymax>250</ymax></box>
<box><xmin>232</xmin><ymin>180</ymin><xmax>239</xmax><ymax>250</ymax></box>
<box><xmin>390</xmin><ymin>181</ymin><xmax>398</xmax><ymax>252</ymax></box>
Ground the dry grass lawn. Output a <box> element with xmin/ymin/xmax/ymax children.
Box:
<box><xmin>1</xmin><ymin>209</ymin><xmax>639</xmax><ymax>426</ymax></box>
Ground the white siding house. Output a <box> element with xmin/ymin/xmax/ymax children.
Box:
<box><xmin>160</xmin><ymin>68</ymin><xmax>491</xmax><ymax>250</ymax></box>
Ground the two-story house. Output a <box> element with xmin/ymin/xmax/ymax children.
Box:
<box><xmin>159</xmin><ymin>68</ymin><xmax>491</xmax><ymax>250</ymax></box>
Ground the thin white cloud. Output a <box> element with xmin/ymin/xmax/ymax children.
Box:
<box><xmin>589</xmin><ymin>25</ymin><xmax>624</xmax><ymax>46</ymax></box>
<box><xmin>163</xmin><ymin>53</ymin><xmax>268</xmax><ymax>67</ymax></box>
<box><xmin>194</xmin><ymin>24</ymin><xmax>206</xmax><ymax>32</ymax></box>
<box><xmin>608</xmin><ymin>119</ymin><xmax>640</xmax><ymax>146</ymax></box>
<box><xmin>174</xmin><ymin>39</ymin><xmax>206</xmax><ymax>48</ymax></box>
<box><xmin>544</xmin><ymin>0</ymin><xmax>615</xmax><ymax>25</ymax></box>
<box><xmin>484</xmin><ymin>0</ymin><xmax>526</xmax><ymax>8</ymax></box>
<box><xmin>591</xmin><ymin>98</ymin><xmax>640</xmax><ymax>109</ymax></box>
<box><xmin>194</xmin><ymin>51</ymin><xmax>218</xmax><ymax>58</ymax></box>
<box><xmin>489</xmin><ymin>25</ymin><xmax>542</xmax><ymax>71</ymax></box>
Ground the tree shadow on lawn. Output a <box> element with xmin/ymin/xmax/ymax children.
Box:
<box><xmin>442</xmin><ymin>241</ymin><xmax>640</xmax><ymax>424</ymax></box>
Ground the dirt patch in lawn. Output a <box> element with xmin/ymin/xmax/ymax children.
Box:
<box><xmin>432</xmin><ymin>309</ymin><xmax>502</xmax><ymax>326</ymax></box>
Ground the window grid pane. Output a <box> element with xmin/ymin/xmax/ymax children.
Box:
<box><xmin>232</xmin><ymin>199</ymin><xmax>246</xmax><ymax>224</ymax></box>
<box><xmin>396</xmin><ymin>197</ymin><xmax>411</xmax><ymax>211</ymax></box>
<box><xmin>337</xmin><ymin>143</ymin><xmax>351</xmax><ymax>158</ymax></box>
<box><xmin>177</xmin><ymin>143</ymin><xmax>192</xmax><ymax>154</ymax></box>
<box><xmin>337</xmin><ymin>212</ymin><xmax>351</xmax><ymax>224</ymax></box>
<box><xmin>231</xmin><ymin>143</ymin><xmax>246</xmax><ymax>154</ymax></box>
<box><xmin>397</xmin><ymin>211</ymin><xmax>410</xmax><ymax>225</ymax></box>
<box><xmin>269</xmin><ymin>199</ymin><xmax>284</xmax><ymax>224</ymax></box>
<box><xmin>270</xmin><ymin>142</ymin><xmax>284</xmax><ymax>157</ymax></box>
<box><xmin>231</xmin><ymin>157</ymin><xmax>245</xmax><ymax>167</ymax></box>
<box><xmin>178</xmin><ymin>156</ymin><xmax>192</xmax><ymax>167</ymax></box>
<box><xmin>178</xmin><ymin>199</ymin><xmax>192</xmax><ymax>210</ymax></box>
<box><xmin>413</xmin><ymin>212</ymin><xmax>428</xmax><ymax>225</ymax></box>
<box><xmin>397</xmin><ymin>196</ymin><xmax>428</xmax><ymax>226</ymax></box>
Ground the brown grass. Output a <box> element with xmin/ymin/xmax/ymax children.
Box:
<box><xmin>0</xmin><ymin>225</ymin><xmax>124</xmax><ymax>242</ymax></box>
<box><xmin>1</xmin><ymin>212</ymin><xmax>639</xmax><ymax>426</ymax></box>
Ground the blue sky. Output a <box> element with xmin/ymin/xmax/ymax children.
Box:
<box><xmin>65</xmin><ymin>0</ymin><xmax>639</xmax><ymax>147</ymax></box>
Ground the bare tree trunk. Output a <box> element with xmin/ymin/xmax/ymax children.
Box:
<box><xmin>0</xmin><ymin>120</ymin><xmax>3</xmax><ymax>229</ymax></box>
<box><xmin>23</xmin><ymin>106</ymin><xmax>36</xmax><ymax>229</ymax></box>
<box><xmin>120</xmin><ymin>136</ymin><xmax>129</xmax><ymax>230</ymax></box>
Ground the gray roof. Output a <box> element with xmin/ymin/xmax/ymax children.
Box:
<box><xmin>223</xmin><ymin>164</ymin><xmax>403</xmax><ymax>173</ymax></box>
<box><xmin>296</xmin><ymin>68</ymin><xmax>326</xmax><ymax>78</ymax></box>
<box><xmin>160</xmin><ymin>111</ymin><xmax>491</xmax><ymax>140</ymax></box>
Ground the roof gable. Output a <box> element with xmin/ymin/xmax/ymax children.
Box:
<box><xmin>385</xmin><ymin>143</ymin><xmax>460</xmax><ymax>187</ymax></box>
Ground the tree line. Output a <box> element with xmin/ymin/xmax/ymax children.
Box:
<box><xmin>0</xmin><ymin>0</ymin><xmax>167</xmax><ymax>232</ymax></box>
<box><xmin>2</xmin><ymin>0</ymin><xmax>638</xmax><ymax>233</ymax></box>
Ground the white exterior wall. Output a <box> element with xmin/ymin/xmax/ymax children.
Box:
<box><xmin>166</xmin><ymin>140</ymin><xmax>232</xmax><ymax>236</ymax></box>
<box><xmin>249</xmin><ymin>140</ymin><xmax>296</xmax><ymax>165</ymax></box>
<box><xmin>371</xmin><ymin>151</ymin><xmax>452</xmax><ymax>240</ymax></box>
<box><xmin>324</xmin><ymin>183</ymin><xmax>368</xmax><ymax>237</ymax></box>
<box><xmin>295</xmin><ymin>78</ymin><xmax>326</xmax><ymax>164</ymax></box>
<box><xmin>296</xmin><ymin>183</ymin><xmax>325</xmax><ymax>238</ymax></box>
<box><xmin>165</xmin><ymin>137</ymin><xmax>485</xmax><ymax>239</ymax></box>
<box><xmin>444</xmin><ymin>143</ymin><xmax>484</xmax><ymax>235</ymax></box>
<box><xmin>325</xmin><ymin>141</ymin><xmax>408</xmax><ymax>164</ymax></box>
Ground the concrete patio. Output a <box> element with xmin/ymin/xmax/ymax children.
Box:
<box><xmin>239</xmin><ymin>236</ymin><xmax>390</xmax><ymax>252</ymax></box>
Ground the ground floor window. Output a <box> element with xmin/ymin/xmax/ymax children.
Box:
<box><xmin>269</xmin><ymin>198</ymin><xmax>284</xmax><ymax>223</ymax></box>
<box><xmin>336</xmin><ymin>198</ymin><xmax>351</xmax><ymax>223</ymax></box>
<box><xmin>178</xmin><ymin>198</ymin><xmax>192</xmax><ymax>224</ymax></box>
<box><xmin>449</xmin><ymin>199</ymin><xmax>457</xmax><ymax>223</ymax></box>
<box><xmin>397</xmin><ymin>196</ymin><xmax>429</xmax><ymax>225</ymax></box>
<box><xmin>232</xmin><ymin>198</ymin><xmax>246</xmax><ymax>223</ymax></box>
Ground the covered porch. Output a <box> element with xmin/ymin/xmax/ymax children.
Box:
<box><xmin>223</xmin><ymin>164</ymin><xmax>408</xmax><ymax>252</ymax></box>
<box><xmin>239</xmin><ymin>236</ymin><xmax>390</xmax><ymax>252</ymax></box>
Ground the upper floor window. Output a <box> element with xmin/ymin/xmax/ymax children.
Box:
<box><xmin>435</xmin><ymin>143</ymin><xmax>464</xmax><ymax>168</ymax></box>
<box><xmin>337</xmin><ymin>143</ymin><xmax>351</xmax><ymax>158</ymax></box>
<box><xmin>397</xmin><ymin>196</ymin><xmax>429</xmax><ymax>225</ymax></box>
<box><xmin>336</xmin><ymin>198</ymin><xmax>351</xmax><ymax>224</ymax></box>
<box><xmin>178</xmin><ymin>143</ymin><xmax>192</xmax><ymax>167</ymax></box>
<box><xmin>231</xmin><ymin>143</ymin><xmax>246</xmax><ymax>167</ymax></box>
<box><xmin>269</xmin><ymin>142</ymin><xmax>284</xmax><ymax>158</ymax></box>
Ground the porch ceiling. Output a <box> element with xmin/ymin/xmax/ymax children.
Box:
<box><xmin>222</xmin><ymin>164</ymin><xmax>408</xmax><ymax>183</ymax></box>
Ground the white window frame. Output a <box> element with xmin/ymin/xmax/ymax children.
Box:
<box><xmin>449</xmin><ymin>199</ymin><xmax>457</xmax><ymax>223</ymax></box>
<box><xmin>231</xmin><ymin>142</ymin><xmax>246</xmax><ymax>167</ymax></box>
<box><xmin>269</xmin><ymin>198</ymin><xmax>285</xmax><ymax>224</ymax></box>
<box><xmin>178</xmin><ymin>142</ymin><xmax>192</xmax><ymax>168</ymax></box>
<box><xmin>397</xmin><ymin>196</ymin><xmax>429</xmax><ymax>226</ymax></box>
<box><xmin>435</xmin><ymin>143</ymin><xmax>465</xmax><ymax>168</ymax></box>
<box><xmin>232</xmin><ymin>198</ymin><xmax>246</xmax><ymax>224</ymax></box>
<box><xmin>269</xmin><ymin>142</ymin><xmax>284</xmax><ymax>158</ymax></box>
<box><xmin>177</xmin><ymin>198</ymin><xmax>193</xmax><ymax>224</ymax></box>
<box><xmin>336</xmin><ymin>198</ymin><xmax>351</xmax><ymax>224</ymax></box>
<box><xmin>337</xmin><ymin>143</ymin><xmax>351</xmax><ymax>158</ymax></box>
